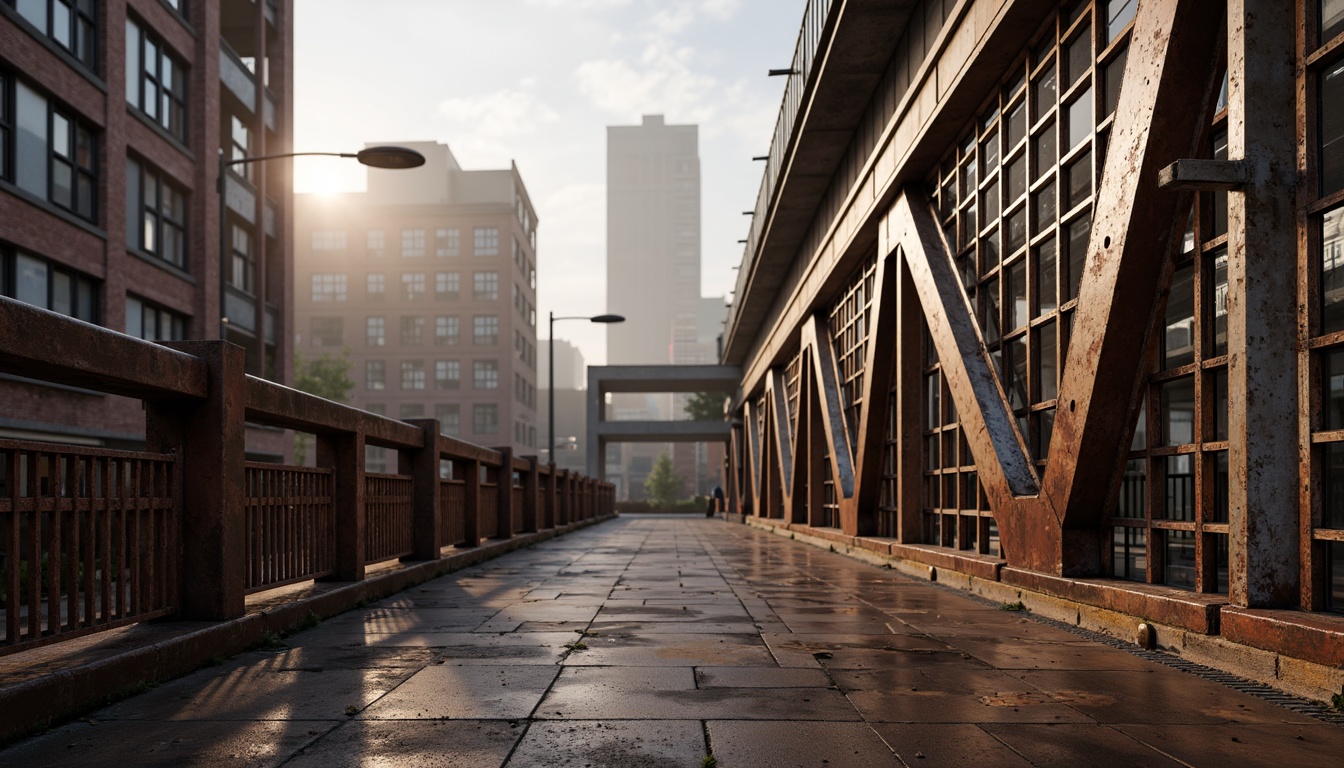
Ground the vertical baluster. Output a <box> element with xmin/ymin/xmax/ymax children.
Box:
<box><xmin>4</xmin><ymin>449</ymin><xmax>19</xmax><ymax>644</ymax></box>
<box><xmin>65</xmin><ymin>453</ymin><xmax>79</xmax><ymax>630</ymax></box>
<box><xmin>26</xmin><ymin>450</ymin><xmax>40</xmax><ymax>639</ymax></box>
<box><xmin>81</xmin><ymin>456</ymin><xmax>94</xmax><ymax>627</ymax></box>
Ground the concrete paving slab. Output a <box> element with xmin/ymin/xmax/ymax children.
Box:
<box><xmin>285</xmin><ymin>720</ymin><xmax>521</xmax><ymax>767</ymax></box>
<box><xmin>707</xmin><ymin>721</ymin><xmax>902</xmax><ymax>767</ymax></box>
<box><xmin>564</xmin><ymin>632</ymin><xmax>775</xmax><ymax>667</ymax></box>
<box><xmin>541</xmin><ymin>666</ymin><xmax>858</xmax><ymax>721</ymax></box>
<box><xmin>359</xmin><ymin>665</ymin><xmax>560</xmax><ymax>720</ymax></box>
<box><xmin>2</xmin><ymin>517</ymin><xmax>1337</xmax><ymax>768</ymax></box>
<box><xmin>507</xmin><ymin>720</ymin><xmax>705</xmax><ymax>767</ymax></box>
<box><xmin>695</xmin><ymin>666</ymin><xmax>833</xmax><ymax>688</ymax></box>
<box><xmin>97</xmin><ymin>665</ymin><xmax>414</xmax><ymax>721</ymax></box>
<box><xmin>0</xmin><ymin>719</ymin><xmax>339</xmax><ymax>768</ymax></box>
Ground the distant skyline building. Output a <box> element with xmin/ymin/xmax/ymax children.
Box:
<box><xmin>293</xmin><ymin>142</ymin><xmax>539</xmax><ymax>468</ymax></box>
<box><xmin>605</xmin><ymin>114</ymin><xmax>723</xmax><ymax>499</ymax></box>
<box><xmin>607</xmin><ymin>115</ymin><xmax>703</xmax><ymax>366</ymax></box>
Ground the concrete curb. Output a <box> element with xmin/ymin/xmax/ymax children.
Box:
<box><xmin>0</xmin><ymin>515</ymin><xmax>616</xmax><ymax>744</ymax></box>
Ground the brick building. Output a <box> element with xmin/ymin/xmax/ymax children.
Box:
<box><xmin>293</xmin><ymin>142</ymin><xmax>540</xmax><ymax>468</ymax></box>
<box><xmin>0</xmin><ymin>0</ymin><xmax>292</xmax><ymax>458</ymax></box>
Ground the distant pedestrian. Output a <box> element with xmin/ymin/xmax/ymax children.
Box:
<box><xmin>709</xmin><ymin>484</ymin><xmax>725</xmax><ymax>517</ymax></box>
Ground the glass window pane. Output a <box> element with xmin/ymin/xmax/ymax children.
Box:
<box><xmin>1326</xmin><ymin>542</ymin><xmax>1344</xmax><ymax>613</ymax></box>
<box><xmin>1035</xmin><ymin>407</ymin><xmax>1055</xmax><ymax>460</ymax></box>
<box><xmin>1066</xmin><ymin>87</ymin><xmax>1093</xmax><ymax>150</ymax></box>
<box><xmin>1165</xmin><ymin>455</ymin><xmax>1195</xmax><ymax>521</ymax></box>
<box><xmin>1209</xmin><ymin>249</ymin><xmax>1228</xmax><ymax>356</ymax></box>
<box><xmin>1112</xmin><ymin>526</ymin><xmax>1146</xmax><ymax>580</ymax></box>
<box><xmin>1132</xmin><ymin>399</ymin><xmax>1147</xmax><ymax>450</ymax></box>
<box><xmin>982</xmin><ymin>179</ymin><xmax>1000</xmax><ymax>224</ymax></box>
<box><xmin>1325</xmin><ymin>208</ymin><xmax>1344</xmax><ymax>334</ymax></box>
<box><xmin>1213</xmin><ymin>367</ymin><xmax>1229</xmax><ymax>441</ymax></box>
<box><xmin>1006</xmin><ymin>100</ymin><xmax>1027</xmax><ymax>149</ymax></box>
<box><xmin>1326</xmin><ymin>349</ymin><xmax>1344</xmax><ymax>431</ymax></box>
<box><xmin>1115</xmin><ymin>459</ymin><xmax>1146</xmax><ymax>518</ymax></box>
<box><xmin>1036</xmin><ymin>238</ymin><xmax>1058</xmax><ymax>316</ymax></box>
<box><xmin>1006</xmin><ymin>208</ymin><xmax>1026</xmax><ymax>255</ymax></box>
<box><xmin>981</xmin><ymin>127</ymin><xmax>1000</xmax><ymax>174</ymax></box>
<box><xmin>1164</xmin><ymin>264</ymin><xmax>1195</xmax><ymax>369</ymax></box>
<box><xmin>1006</xmin><ymin>336</ymin><xmax>1027</xmax><ymax>410</ymax></box>
<box><xmin>1065</xmin><ymin>151</ymin><xmax>1092</xmax><ymax>210</ymax></box>
<box><xmin>1032</xmin><ymin>59</ymin><xmax>1056</xmax><ymax>119</ymax></box>
<box><xmin>1103</xmin><ymin>46</ymin><xmax>1128</xmax><ymax>117</ymax></box>
<box><xmin>1065</xmin><ymin>26</ymin><xmax>1092</xmax><ymax>85</ymax></box>
<box><xmin>1033</xmin><ymin>182</ymin><xmax>1056</xmax><ymax>236</ymax></box>
<box><xmin>15</xmin><ymin>253</ymin><xmax>47</xmax><ymax>308</ymax></box>
<box><xmin>1161</xmin><ymin>376</ymin><xmax>1196</xmax><ymax>446</ymax></box>
<box><xmin>1103</xmin><ymin>0</ymin><xmax>1137</xmax><ymax>45</ymax></box>
<box><xmin>1323</xmin><ymin>59</ymin><xmax>1344</xmax><ymax>196</ymax></box>
<box><xmin>1325</xmin><ymin>442</ymin><xmax>1344</xmax><ymax>528</ymax></box>
<box><xmin>50</xmin><ymin>270</ymin><xmax>71</xmax><ymax>315</ymax></box>
<box><xmin>1006</xmin><ymin>155</ymin><xmax>1026</xmax><ymax>202</ymax></box>
<box><xmin>1065</xmin><ymin>212</ymin><xmax>1091</xmax><ymax>300</ymax></box>
<box><xmin>1033</xmin><ymin>121</ymin><xmax>1056</xmax><ymax>181</ymax></box>
<box><xmin>1008</xmin><ymin>260</ymin><xmax>1028</xmax><ymax>331</ymax></box>
<box><xmin>1164</xmin><ymin>530</ymin><xmax>1196</xmax><ymax>589</ymax></box>
<box><xmin>1036</xmin><ymin>320</ymin><xmax>1057</xmax><ymax>401</ymax></box>
<box><xmin>982</xmin><ymin>277</ymin><xmax>1000</xmax><ymax>345</ymax></box>
<box><xmin>1325</xmin><ymin>0</ymin><xmax>1344</xmax><ymax>47</ymax></box>
<box><xmin>1212</xmin><ymin>451</ymin><xmax>1229</xmax><ymax>524</ymax></box>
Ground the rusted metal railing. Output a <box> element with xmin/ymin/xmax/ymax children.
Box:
<box><xmin>0</xmin><ymin>296</ymin><xmax>616</xmax><ymax>656</ymax></box>
<box><xmin>1</xmin><ymin>441</ymin><xmax>178</xmax><ymax>653</ymax></box>
<box><xmin>365</xmin><ymin>473</ymin><xmax>413</xmax><ymax>564</ymax></box>
<box><xmin>243</xmin><ymin>463</ymin><xmax>334</xmax><ymax>593</ymax></box>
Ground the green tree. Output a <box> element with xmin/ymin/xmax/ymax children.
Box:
<box><xmin>293</xmin><ymin>348</ymin><xmax>356</xmax><ymax>403</ymax></box>
<box><xmin>292</xmin><ymin>348</ymin><xmax>355</xmax><ymax>464</ymax></box>
<box><xmin>683</xmin><ymin>391</ymin><xmax>729</xmax><ymax>421</ymax></box>
<box><xmin>644</xmin><ymin>452</ymin><xmax>684</xmax><ymax>506</ymax></box>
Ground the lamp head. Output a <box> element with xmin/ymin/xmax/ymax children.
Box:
<box><xmin>590</xmin><ymin>314</ymin><xmax>625</xmax><ymax>324</ymax></box>
<box><xmin>356</xmin><ymin>146</ymin><xmax>426</xmax><ymax>169</ymax></box>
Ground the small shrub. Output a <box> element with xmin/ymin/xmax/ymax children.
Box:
<box><xmin>999</xmin><ymin>601</ymin><xmax>1027</xmax><ymax>612</ymax></box>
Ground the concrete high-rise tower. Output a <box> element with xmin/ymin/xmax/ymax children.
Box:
<box><xmin>606</xmin><ymin>115</ymin><xmax>702</xmax><ymax>368</ymax></box>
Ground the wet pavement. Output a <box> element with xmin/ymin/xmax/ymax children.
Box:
<box><xmin>3</xmin><ymin>515</ymin><xmax>1342</xmax><ymax>767</ymax></box>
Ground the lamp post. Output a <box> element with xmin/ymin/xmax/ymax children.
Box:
<box><xmin>548</xmin><ymin>312</ymin><xmax>624</xmax><ymax>467</ymax></box>
<box><xmin>217</xmin><ymin>145</ymin><xmax>425</xmax><ymax>373</ymax></box>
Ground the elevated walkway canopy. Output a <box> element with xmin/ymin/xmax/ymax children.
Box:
<box><xmin>585</xmin><ymin>365</ymin><xmax>741</xmax><ymax>479</ymax></box>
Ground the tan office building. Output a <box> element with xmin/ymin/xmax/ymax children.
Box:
<box><xmin>294</xmin><ymin>142</ymin><xmax>539</xmax><ymax>467</ymax></box>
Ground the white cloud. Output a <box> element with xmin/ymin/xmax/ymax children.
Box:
<box><xmin>574</xmin><ymin>43</ymin><xmax>722</xmax><ymax>122</ymax></box>
<box><xmin>524</xmin><ymin>0</ymin><xmax>631</xmax><ymax>8</ymax></box>
<box><xmin>437</xmin><ymin>82</ymin><xmax>559</xmax><ymax>137</ymax></box>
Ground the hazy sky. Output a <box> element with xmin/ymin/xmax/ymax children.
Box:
<box><xmin>293</xmin><ymin>0</ymin><xmax>806</xmax><ymax>365</ymax></box>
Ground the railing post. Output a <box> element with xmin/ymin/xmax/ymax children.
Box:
<box><xmin>522</xmin><ymin>456</ymin><xmax>540</xmax><ymax>533</ymax></box>
<box><xmin>145</xmin><ymin>340</ymin><xmax>245</xmax><ymax>621</ymax></box>
<box><xmin>404</xmin><ymin>420</ymin><xmax>442</xmax><ymax>561</ymax></box>
<box><xmin>318</xmin><ymin>431</ymin><xmax>365</xmax><ymax>581</ymax></box>
<box><xmin>463</xmin><ymin>459</ymin><xmax>481</xmax><ymax>547</ymax></box>
<box><xmin>544</xmin><ymin>463</ymin><xmax>556</xmax><ymax>529</ymax></box>
<box><xmin>560</xmin><ymin>470</ymin><xmax>571</xmax><ymax>526</ymax></box>
<box><xmin>494</xmin><ymin>448</ymin><xmax>515</xmax><ymax>539</ymax></box>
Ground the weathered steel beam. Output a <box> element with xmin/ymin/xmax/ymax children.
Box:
<box><xmin>891</xmin><ymin>190</ymin><xmax>1039</xmax><ymax>503</ymax></box>
<box><xmin>846</xmin><ymin>248</ymin><xmax>899</xmax><ymax>536</ymax></box>
<box><xmin>801</xmin><ymin>314</ymin><xmax>857</xmax><ymax>500</ymax></box>
<box><xmin>1043</xmin><ymin>0</ymin><xmax>1225</xmax><ymax>552</ymax></box>
<box><xmin>1226</xmin><ymin>0</ymin><xmax>1299</xmax><ymax>607</ymax></box>
<box><xmin>1158</xmin><ymin>159</ymin><xmax>1248</xmax><ymax>190</ymax></box>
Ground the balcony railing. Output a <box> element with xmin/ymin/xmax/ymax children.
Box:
<box><xmin>0</xmin><ymin>296</ymin><xmax>615</xmax><ymax>656</ymax></box>
<box><xmin>729</xmin><ymin>0</ymin><xmax>836</xmax><ymax>336</ymax></box>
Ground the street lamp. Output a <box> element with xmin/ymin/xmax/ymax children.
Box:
<box><xmin>217</xmin><ymin>145</ymin><xmax>425</xmax><ymax>372</ymax></box>
<box><xmin>548</xmin><ymin>312</ymin><xmax>624</xmax><ymax>465</ymax></box>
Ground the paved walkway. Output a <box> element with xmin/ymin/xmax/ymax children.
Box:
<box><xmin>3</xmin><ymin>516</ymin><xmax>1342</xmax><ymax>767</ymax></box>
